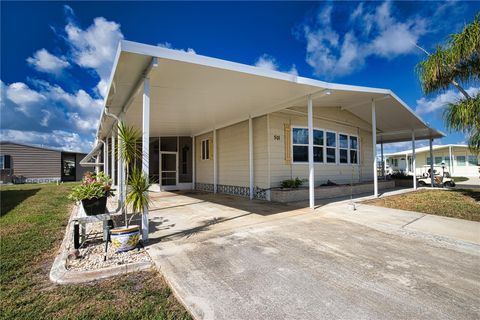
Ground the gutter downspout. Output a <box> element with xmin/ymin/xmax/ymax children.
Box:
<box><xmin>104</xmin><ymin>106</ymin><xmax>123</xmax><ymax>213</ymax></box>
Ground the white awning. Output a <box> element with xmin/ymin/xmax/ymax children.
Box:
<box><xmin>95</xmin><ymin>40</ymin><xmax>444</xmax><ymax>144</ymax></box>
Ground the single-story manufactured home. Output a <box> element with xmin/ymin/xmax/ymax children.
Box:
<box><xmin>82</xmin><ymin>40</ymin><xmax>444</xmax><ymax>240</ymax></box>
<box><xmin>386</xmin><ymin>144</ymin><xmax>479</xmax><ymax>177</ymax></box>
<box><xmin>0</xmin><ymin>141</ymin><xmax>87</xmax><ymax>183</ymax></box>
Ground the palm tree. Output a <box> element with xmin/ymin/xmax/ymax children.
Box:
<box><xmin>416</xmin><ymin>14</ymin><xmax>480</xmax><ymax>152</ymax></box>
<box><xmin>116</xmin><ymin>122</ymin><xmax>142</xmax><ymax>227</ymax></box>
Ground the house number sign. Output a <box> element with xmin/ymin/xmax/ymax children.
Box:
<box><xmin>273</xmin><ymin>135</ymin><xmax>281</xmax><ymax>141</ymax></box>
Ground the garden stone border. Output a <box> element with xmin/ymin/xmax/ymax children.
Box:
<box><xmin>49</xmin><ymin>204</ymin><xmax>153</xmax><ymax>284</ymax></box>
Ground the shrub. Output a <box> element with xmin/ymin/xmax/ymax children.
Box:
<box><xmin>68</xmin><ymin>171</ymin><xmax>114</xmax><ymax>201</ymax></box>
<box><xmin>281</xmin><ymin>177</ymin><xmax>304</xmax><ymax>188</ymax></box>
<box><xmin>390</xmin><ymin>172</ymin><xmax>411</xmax><ymax>180</ymax></box>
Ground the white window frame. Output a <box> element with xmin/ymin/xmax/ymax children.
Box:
<box><xmin>291</xmin><ymin>127</ymin><xmax>359</xmax><ymax>166</ymax></box>
<box><xmin>325</xmin><ymin>131</ymin><xmax>337</xmax><ymax>164</ymax></box>
<box><xmin>201</xmin><ymin>139</ymin><xmax>210</xmax><ymax>161</ymax></box>
<box><xmin>291</xmin><ymin>126</ymin><xmax>324</xmax><ymax>164</ymax></box>
<box><xmin>349</xmin><ymin>135</ymin><xmax>359</xmax><ymax>165</ymax></box>
<box><xmin>338</xmin><ymin>132</ymin><xmax>349</xmax><ymax>165</ymax></box>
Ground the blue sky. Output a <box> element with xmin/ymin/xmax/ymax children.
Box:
<box><xmin>1</xmin><ymin>1</ymin><xmax>479</xmax><ymax>153</ymax></box>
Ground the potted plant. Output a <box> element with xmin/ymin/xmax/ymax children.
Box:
<box><xmin>110</xmin><ymin>122</ymin><xmax>151</xmax><ymax>253</ymax></box>
<box><xmin>69</xmin><ymin>171</ymin><xmax>114</xmax><ymax>215</ymax></box>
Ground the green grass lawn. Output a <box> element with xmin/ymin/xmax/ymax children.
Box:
<box><xmin>0</xmin><ymin>183</ymin><xmax>191</xmax><ymax>320</ymax></box>
<box><xmin>363</xmin><ymin>189</ymin><xmax>480</xmax><ymax>221</ymax></box>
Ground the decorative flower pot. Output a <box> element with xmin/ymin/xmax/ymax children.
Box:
<box><xmin>110</xmin><ymin>225</ymin><xmax>140</xmax><ymax>253</ymax></box>
<box><xmin>81</xmin><ymin>196</ymin><xmax>107</xmax><ymax>215</ymax></box>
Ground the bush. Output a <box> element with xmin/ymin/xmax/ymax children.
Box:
<box><xmin>68</xmin><ymin>171</ymin><xmax>114</xmax><ymax>201</ymax></box>
<box><xmin>281</xmin><ymin>177</ymin><xmax>304</xmax><ymax>188</ymax></box>
<box><xmin>390</xmin><ymin>172</ymin><xmax>411</xmax><ymax>180</ymax></box>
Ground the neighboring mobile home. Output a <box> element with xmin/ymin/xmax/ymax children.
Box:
<box><xmin>82</xmin><ymin>40</ymin><xmax>444</xmax><ymax>240</ymax></box>
<box><xmin>0</xmin><ymin>141</ymin><xmax>87</xmax><ymax>183</ymax></box>
<box><xmin>385</xmin><ymin>144</ymin><xmax>479</xmax><ymax>177</ymax></box>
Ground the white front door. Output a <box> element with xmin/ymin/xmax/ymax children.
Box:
<box><xmin>160</xmin><ymin>152</ymin><xmax>178</xmax><ymax>190</ymax></box>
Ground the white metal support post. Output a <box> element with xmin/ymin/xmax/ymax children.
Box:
<box><xmin>105</xmin><ymin>137</ymin><xmax>109</xmax><ymax>176</ymax></box>
<box><xmin>308</xmin><ymin>96</ymin><xmax>315</xmax><ymax>209</ymax></box>
<box><xmin>249</xmin><ymin>116</ymin><xmax>254</xmax><ymax>200</ymax></box>
<box><xmin>380</xmin><ymin>141</ymin><xmax>385</xmax><ymax>180</ymax></box>
<box><xmin>111</xmin><ymin>132</ymin><xmax>116</xmax><ymax>185</ymax></box>
<box><xmin>429</xmin><ymin>137</ymin><xmax>434</xmax><ymax>187</ymax></box>
<box><xmin>412</xmin><ymin>130</ymin><xmax>416</xmax><ymax>190</ymax></box>
<box><xmin>102</xmin><ymin>141</ymin><xmax>106</xmax><ymax>174</ymax></box>
<box><xmin>213</xmin><ymin>129</ymin><xmax>217</xmax><ymax>193</ymax></box>
<box><xmin>372</xmin><ymin>99</ymin><xmax>378</xmax><ymax>198</ymax></box>
<box><xmin>449</xmin><ymin>145</ymin><xmax>453</xmax><ymax>175</ymax></box>
<box><xmin>192</xmin><ymin>136</ymin><xmax>196</xmax><ymax>189</ymax></box>
<box><xmin>406</xmin><ymin>152</ymin><xmax>409</xmax><ymax>174</ymax></box>
<box><xmin>117</xmin><ymin>113</ymin><xmax>125</xmax><ymax>212</ymax></box>
<box><xmin>141</xmin><ymin>77</ymin><xmax>150</xmax><ymax>242</ymax></box>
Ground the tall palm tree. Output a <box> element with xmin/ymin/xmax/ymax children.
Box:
<box><xmin>416</xmin><ymin>14</ymin><xmax>480</xmax><ymax>152</ymax></box>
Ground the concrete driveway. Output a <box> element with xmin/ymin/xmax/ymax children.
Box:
<box><xmin>146</xmin><ymin>191</ymin><xmax>480</xmax><ymax>320</ymax></box>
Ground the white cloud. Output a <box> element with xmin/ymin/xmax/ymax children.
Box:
<box><xmin>5</xmin><ymin>82</ymin><xmax>46</xmax><ymax>115</ymax></box>
<box><xmin>0</xmin><ymin>129</ymin><xmax>93</xmax><ymax>153</ymax></box>
<box><xmin>2</xmin><ymin>79</ymin><xmax>102</xmax><ymax>134</ymax></box>
<box><xmin>65</xmin><ymin>17</ymin><xmax>123</xmax><ymax>79</ymax></box>
<box><xmin>254</xmin><ymin>54</ymin><xmax>299</xmax><ymax>76</ymax></box>
<box><xmin>301</xmin><ymin>2</ymin><xmax>429</xmax><ymax>78</ymax></box>
<box><xmin>157</xmin><ymin>42</ymin><xmax>196</xmax><ymax>54</ymax></box>
<box><xmin>255</xmin><ymin>54</ymin><xmax>278</xmax><ymax>70</ymax></box>
<box><xmin>64</xmin><ymin>14</ymin><xmax>123</xmax><ymax>98</ymax></box>
<box><xmin>416</xmin><ymin>86</ymin><xmax>480</xmax><ymax>114</ymax></box>
<box><xmin>26</xmin><ymin>49</ymin><xmax>70</xmax><ymax>74</ymax></box>
<box><xmin>379</xmin><ymin>140</ymin><xmax>431</xmax><ymax>155</ymax></box>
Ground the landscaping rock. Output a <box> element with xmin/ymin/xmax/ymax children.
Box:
<box><xmin>67</xmin><ymin>249</ymin><xmax>80</xmax><ymax>260</ymax></box>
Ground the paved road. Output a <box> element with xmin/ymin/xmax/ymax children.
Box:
<box><xmin>147</xmin><ymin>192</ymin><xmax>480</xmax><ymax>320</ymax></box>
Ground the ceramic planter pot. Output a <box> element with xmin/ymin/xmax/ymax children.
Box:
<box><xmin>110</xmin><ymin>225</ymin><xmax>140</xmax><ymax>252</ymax></box>
<box><xmin>81</xmin><ymin>196</ymin><xmax>107</xmax><ymax>215</ymax></box>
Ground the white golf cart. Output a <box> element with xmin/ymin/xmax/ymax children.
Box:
<box><xmin>417</xmin><ymin>164</ymin><xmax>455</xmax><ymax>188</ymax></box>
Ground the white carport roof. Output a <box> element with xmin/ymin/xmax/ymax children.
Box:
<box><xmin>96</xmin><ymin>40</ymin><xmax>444</xmax><ymax>143</ymax></box>
<box><xmin>385</xmin><ymin>144</ymin><xmax>468</xmax><ymax>157</ymax></box>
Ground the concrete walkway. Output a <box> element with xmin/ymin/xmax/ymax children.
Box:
<box><xmin>455</xmin><ymin>176</ymin><xmax>480</xmax><ymax>189</ymax></box>
<box><xmin>319</xmin><ymin>200</ymin><xmax>480</xmax><ymax>247</ymax></box>
<box><xmin>146</xmin><ymin>191</ymin><xmax>480</xmax><ymax>320</ymax></box>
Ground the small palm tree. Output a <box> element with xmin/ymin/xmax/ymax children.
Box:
<box><xmin>416</xmin><ymin>14</ymin><xmax>480</xmax><ymax>152</ymax></box>
<box><xmin>116</xmin><ymin>122</ymin><xmax>143</xmax><ymax>227</ymax></box>
<box><xmin>125</xmin><ymin>167</ymin><xmax>151</xmax><ymax>226</ymax></box>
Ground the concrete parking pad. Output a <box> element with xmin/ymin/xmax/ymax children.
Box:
<box><xmin>146</xmin><ymin>191</ymin><xmax>480</xmax><ymax>320</ymax></box>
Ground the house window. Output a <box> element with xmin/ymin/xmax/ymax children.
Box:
<box><xmin>456</xmin><ymin>156</ymin><xmax>466</xmax><ymax>166</ymax></box>
<box><xmin>339</xmin><ymin>134</ymin><xmax>348</xmax><ymax>164</ymax></box>
<box><xmin>291</xmin><ymin>128</ymin><xmax>359</xmax><ymax>165</ymax></box>
<box><xmin>393</xmin><ymin>159</ymin><xmax>398</xmax><ymax>167</ymax></box>
<box><xmin>434</xmin><ymin>156</ymin><xmax>443</xmax><ymax>165</ymax></box>
<box><xmin>427</xmin><ymin>157</ymin><xmax>431</xmax><ymax>165</ymax></box>
<box><xmin>468</xmin><ymin>155</ymin><xmax>478</xmax><ymax>166</ymax></box>
<box><xmin>326</xmin><ymin>131</ymin><xmax>336</xmax><ymax>163</ymax></box>
<box><xmin>292</xmin><ymin>128</ymin><xmax>324</xmax><ymax>163</ymax></box>
<box><xmin>201</xmin><ymin>139</ymin><xmax>210</xmax><ymax>160</ymax></box>
<box><xmin>349</xmin><ymin>136</ymin><xmax>358</xmax><ymax>164</ymax></box>
<box><xmin>0</xmin><ymin>155</ymin><xmax>11</xmax><ymax>169</ymax></box>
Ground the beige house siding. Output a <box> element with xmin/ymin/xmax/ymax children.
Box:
<box><xmin>253</xmin><ymin>116</ymin><xmax>269</xmax><ymax>189</ymax></box>
<box><xmin>217</xmin><ymin>121</ymin><xmax>249</xmax><ymax>187</ymax></box>
<box><xmin>195</xmin><ymin>132</ymin><xmax>214</xmax><ymax>185</ymax></box>
<box><xmin>268</xmin><ymin>107</ymin><xmax>373</xmax><ymax>187</ymax></box>
<box><xmin>192</xmin><ymin>107</ymin><xmax>379</xmax><ymax>196</ymax></box>
<box><xmin>0</xmin><ymin>142</ymin><xmax>61</xmax><ymax>179</ymax></box>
